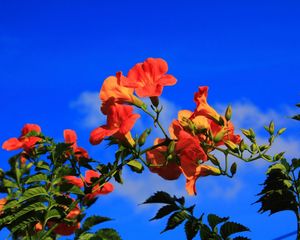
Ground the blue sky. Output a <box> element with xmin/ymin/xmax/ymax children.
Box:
<box><xmin>1</xmin><ymin>1</ymin><xmax>300</xmax><ymax>239</ymax></box>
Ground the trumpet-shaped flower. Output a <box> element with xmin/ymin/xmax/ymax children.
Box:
<box><xmin>146</xmin><ymin>138</ymin><xmax>181</xmax><ymax>180</ymax></box>
<box><xmin>64</xmin><ymin>129</ymin><xmax>89</xmax><ymax>159</ymax></box>
<box><xmin>184</xmin><ymin>165</ymin><xmax>221</xmax><ymax>195</ymax></box>
<box><xmin>120</xmin><ymin>58</ymin><xmax>177</xmax><ymax>97</ymax></box>
<box><xmin>90</xmin><ymin>104</ymin><xmax>139</xmax><ymax>146</ymax></box>
<box><xmin>64</xmin><ymin>170</ymin><xmax>114</xmax><ymax>200</ymax></box>
<box><xmin>100</xmin><ymin>76</ymin><xmax>143</xmax><ymax>114</ymax></box>
<box><xmin>2</xmin><ymin>123</ymin><xmax>41</xmax><ymax>151</ymax></box>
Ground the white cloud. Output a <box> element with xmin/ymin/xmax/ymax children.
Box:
<box><xmin>70</xmin><ymin>92</ymin><xmax>300</xmax><ymax>202</ymax></box>
<box><xmin>69</xmin><ymin>91</ymin><xmax>104</xmax><ymax>128</ymax></box>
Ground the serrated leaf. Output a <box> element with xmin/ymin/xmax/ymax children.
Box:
<box><xmin>207</xmin><ymin>214</ymin><xmax>229</xmax><ymax>230</ymax></box>
<box><xmin>199</xmin><ymin>224</ymin><xmax>213</xmax><ymax>240</ymax></box>
<box><xmin>184</xmin><ymin>218</ymin><xmax>199</xmax><ymax>240</ymax></box>
<box><xmin>161</xmin><ymin>211</ymin><xmax>188</xmax><ymax>233</ymax></box>
<box><xmin>25</xmin><ymin>173</ymin><xmax>48</xmax><ymax>184</ymax></box>
<box><xmin>19</xmin><ymin>187</ymin><xmax>48</xmax><ymax>202</ymax></box>
<box><xmin>292</xmin><ymin>114</ymin><xmax>300</xmax><ymax>121</ymax></box>
<box><xmin>14</xmin><ymin>202</ymin><xmax>46</xmax><ymax>220</ymax></box>
<box><xmin>150</xmin><ymin>204</ymin><xmax>179</xmax><ymax>221</ymax></box>
<box><xmin>93</xmin><ymin>228</ymin><xmax>121</xmax><ymax>240</ymax></box>
<box><xmin>143</xmin><ymin>191</ymin><xmax>175</xmax><ymax>205</ymax></box>
<box><xmin>77</xmin><ymin>215</ymin><xmax>111</xmax><ymax>236</ymax></box>
<box><xmin>220</xmin><ymin>221</ymin><xmax>249</xmax><ymax>238</ymax></box>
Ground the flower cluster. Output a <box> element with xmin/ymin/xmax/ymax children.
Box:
<box><xmin>90</xmin><ymin>57</ymin><xmax>241</xmax><ymax>195</ymax></box>
<box><xmin>90</xmin><ymin>58</ymin><xmax>176</xmax><ymax>147</ymax></box>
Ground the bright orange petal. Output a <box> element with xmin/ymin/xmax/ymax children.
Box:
<box><xmin>64</xmin><ymin>129</ymin><xmax>77</xmax><ymax>146</ymax></box>
<box><xmin>21</xmin><ymin>123</ymin><xmax>41</xmax><ymax>136</ymax></box>
<box><xmin>64</xmin><ymin>176</ymin><xmax>84</xmax><ymax>188</ymax></box>
<box><xmin>89</xmin><ymin>125</ymin><xmax>118</xmax><ymax>145</ymax></box>
<box><xmin>2</xmin><ymin>138</ymin><xmax>23</xmax><ymax>151</ymax></box>
<box><xmin>85</xmin><ymin>170</ymin><xmax>100</xmax><ymax>184</ymax></box>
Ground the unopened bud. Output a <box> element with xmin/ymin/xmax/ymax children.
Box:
<box><xmin>269</xmin><ymin>121</ymin><xmax>275</xmax><ymax>135</ymax></box>
<box><xmin>214</xmin><ymin>129</ymin><xmax>226</xmax><ymax>143</ymax></box>
<box><xmin>225</xmin><ymin>105</ymin><xmax>232</xmax><ymax>121</ymax></box>
<box><xmin>150</xmin><ymin>96</ymin><xmax>159</xmax><ymax>108</ymax></box>
<box><xmin>224</xmin><ymin>141</ymin><xmax>239</xmax><ymax>153</ymax></box>
<box><xmin>167</xmin><ymin>141</ymin><xmax>176</xmax><ymax>154</ymax></box>
<box><xmin>138</xmin><ymin>129</ymin><xmax>151</xmax><ymax>146</ymax></box>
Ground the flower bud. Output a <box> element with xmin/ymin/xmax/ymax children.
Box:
<box><xmin>225</xmin><ymin>105</ymin><xmax>232</xmax><ymax>121</ymax></box>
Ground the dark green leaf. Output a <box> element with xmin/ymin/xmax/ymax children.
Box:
<box><xmin>19</xmin><ymin>187</ymin><xmax>48</xmax><ymax>202</ymax></box>
<box><xmin>143</xmin><ymin>191</ymin><xmax>175</xmax><ymax>205</ymax></box>
<box><xmin>220</xmin><ymin>221</ymin><xmax>249</xmax><ymax>238</ymax></box>
<box><xmin>184</xmin><ymin>218</ymin><xmax>199</xmax><ymax>240</ymax></box>
<box><xmin>161</xmin><ymin>211</ymin><xmax>188</xmax><ymax>233</ymax></box>
<box><xmin>77</xmin><ymin>215</ymin><xmax>111</xmax><ymax>236</ymax></box>
<box><xmin>93</xmin><ymin>228</ymin><xmax>121</xmax><ymax>240</ymax></box>
<box><xmin>59</xmin><ymin>183</ymin><xmax>84</xmax><ymax>195</ymax></box>
<box><xmin>25</xmin><ymin>173</ymin><xmax>48</xmax><ymax>184</ymax></box>
<box><xmin>207</xmin><ymin>214</ymin><xmax>229</xmax><ymax>230</ymax></box>
<box><xmin>199</xmin><ymin>224</ymin><xmax>213</xmax><ymax>240</ymax></box>
<box><xmin>2</xmin><ymin>178</ymin><xmax>17</xmax><ymax>188</ymax></box>
<box><xmin>150</xmin><ymin>204</ymin><xmax>179</xmax><ymax>221</ymax></box>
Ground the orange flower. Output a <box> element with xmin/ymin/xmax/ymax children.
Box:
<box><xmin>0</xmin><ymin>198</ymin><xmax>7</xmax><ymax>215</ymax></box>
<box><xmin>184</xmin><ymin>165</ymin><xmax>221</xmax><ymax>195</ymax></box>
<box><xmin>64</xmin><ymin>129</ymin><xmax>89</xmax><ymax>159</ymax></box>
<box><xmin>90</xmin><ymin>104</ymin><xmax>139</xmax><ymax>146</ymax></box>
<box><xmin>64</xmin><ymin>170</ymin><xmax>114</xmax><ymax>200</ymax></box>
<box><xmin>48</xmin><ymin>204</ymin><xmax>81</xmax><ymax>236</ymax></box>
<box><xmin>119</xmin><ymin>58</ymin><xmax>177</xmax><ymax>97</ymax></box>
<box><xmin>193</xmin><ymin>86</ymin><xmax>220</xmax><ymax>121</ymax></box>
<box><xmin>146</xmin><ymin>138</ymin><xmax>181</xmax><ymax>180</ymax></box>
<box><xmin>100</xmin><ymin>76</ymin><xmax>143</xmax><ymax>114</ymax></box>
<box><xmin>2</xmin><ymin>123</ymin><xmax>41</xmax><ymax>151</ymax></box>
<box><xmin>175</xmin><ymin>130</ymin><xmax>208</xmax><ymax>179</ymax></box>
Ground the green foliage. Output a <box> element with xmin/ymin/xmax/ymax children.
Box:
<box><xmin>143</xmin><ymin>191</ymin><xmax>250</xmax><ymax>239</ymax></box>
<box><xmin>256</xmin><ymin>159</ymin><xmax>299</xmax><ymax>216</ymax></box>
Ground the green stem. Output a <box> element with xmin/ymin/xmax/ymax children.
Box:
<box><xmin>141</xmin><ymin>106</ymin><xmax>170</xmax><ymax>139</ymax></box>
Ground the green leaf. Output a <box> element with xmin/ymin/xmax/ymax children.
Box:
<box><xmin>150</xmin><ymin>204</ymin><xmax>179</xmax><ymax>221</ymax></box>
<box><xmin>93</xmin><ymin>228</ymin><xmax>121</xmax><ymax>240</ymax></box>
<box><xmin>292</xmin><ymin>114</ymin><xmax>300</xmax><ymax>121</ymax></box>
<box><xmin>77</xmin><ymin>215</ymin><xmax>111</xmax><ymax>236</ymax></box>
<box><xmin>3</xmin><ymin>199</ymin><xmax>19</xmax><ymax>211</ymax></box>
<box><xmin>127</xmin><ymin>160</ymin><xmax>144</xmax><ymax>173</ymax></box>
<box><xmin>44</xmin><ymin>208</ymin><xmax>64</xmax><ymax>224</ymax></box>
<box><xmin>199</xmin><ymin>224</ymin><xmax>213</xmax><ymax>240</ymax></box>
<box><xmin>78</xmin><ymin>233</ymin><xmax>95</xmax><ymax>240</ymax></box>
<box><xmin>2</xmin><ymin>178</ymin><xmax>17</xmax><ymax>188</ymax></box>
<box><xmin>220</xmin><ymin>221</ymin><xmax>249</xmax><ymax>238</ymax></box>
<box><xmin>14</xmin><ymin>202</ymin><xmax>46</xmax><ymax>220</ymax></box>
<box><xmin>184</xmin><ymin>218</ymin><xmax>199</xmax><ymax>240</ymax></box>
<box><xmin>113</xmin><ymin>169</ymin><xmax>123</xmax><ymax>184</ymax></box>
<box><xmin>161</xmin><ymin>211</ymin><xmax>188</xmax><ymax>233</ymax></box>
<box><xmin>207</xmin><ymin>214</ymin><xmax>229</xmax><ymax>230</ymax></box>
<box><xmin>143</xmin><ymin>191</ymin><xmax>175</xmax><ymax>205</ymax></box>
<box><xmin>35</xmin><ymin>161</ymin><xmax>50</xmax><ymax>171</ymax></box>
<box><xmin>19</xmin><ymin>187</ymin><xmax>48</xmax><ymax>202</ymax></box>
<box><xmin>25</xmin><ymin>173</ymin><xmax>48</xmax><ymax>184</ymax></box>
